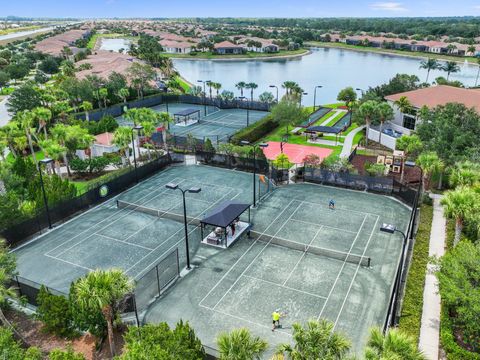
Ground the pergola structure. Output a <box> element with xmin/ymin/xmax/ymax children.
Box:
<box><xmin>200</xmin><ymin>200</ymin><xmax>251</xmax><ymax>248</ymax></box>
<box><xmin>173</xmin><ymin>108</ymin><xmax>201</xmax><ymax>126</ymax></box>
<box><xmin>305</xmin><ymin>125</ymin><xmax>343</xmax><ymax>145</ymax></box>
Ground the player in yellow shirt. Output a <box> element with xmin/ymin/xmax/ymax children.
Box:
<box><xmin>272</xmin><ymin>309</ymin><xmax>282</xmax><ymax>331</ymax></box>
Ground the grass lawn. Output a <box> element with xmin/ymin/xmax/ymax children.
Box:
<box><xmin>6</xmin><ymin>151</ymin><xmax>45</xmax><ymax>164</ymax></box>
<box><xmin>175</xmin><ymin>76</ymin><xmax>191</xmax><ymax>92</ymax></box>
<box><xmin>0</xmin><ymin>25</ymin><xmax>41</xmax><ymax>36</ymax></box>
<box><xmin>162</xmin><ymin>49</ymin><xmax>309</xmax><ymax>59</ymax></box>
<box><xmin>323</xmin><ymin>111</ymin><xmax>347</xmax><ymax>127</ymax></box>
<box><xmin>306</xmin><ymin>41</ymin><xmax>479</xmax><ymax>65</ymax></box>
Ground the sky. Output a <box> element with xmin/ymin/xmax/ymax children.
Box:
<box><xmin>2</xmin><ymin>0</ymin><xmax>480</xmax><ymax>18</ymax></box>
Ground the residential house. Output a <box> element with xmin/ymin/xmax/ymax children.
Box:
<box><xmin>368</xmin><ymin>86</ymin><xmax>480</xmax><ymax>149</ymax></box>
<box><xmin>214</xmin><ymin>41</ymin><xmax>245</xmax><ymax>55</ymax></box>
<box><xmin>160</xmin><ymin>40</ymin><xmax>194</xmax><ymax>54</ymax></box>
<box><xmin>76</xmin><ymin>132</ymin><xmax>119</xmax><ymax>159</ymax></box>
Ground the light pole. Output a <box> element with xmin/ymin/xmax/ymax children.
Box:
<box><xmin>240</xmin><ymin>141</ymin><xmax>268</xmax><ymax>207</ymax></box>
<box><xmin>355</xmin><ymin>87</ymin><xmax>365</xmax><ymax>97</ymax></box>
<box><xmin>269</xmin><ymin>85</ymin><xmax>279</xmax><ymax>103</ymax></box>
<box><xmin>38</xmin><ymin>158</ymin><xmax>54</xmax><ymax>229</ymax></box>
<box><xmin>131</xmin><ymin>125</ymin><xmax>143</xmax><ymax>183</ymax></box>
<box><xmin>299</xmin><ymin>92</ymin><xmax>308</xmax><ymax>107</ymax></box>
<box><xmin>237</xmin><ymin>96</ymin><xmax>250</xmax><ymax>126</ymax></box>
<box><xmin>197</xmin><ymin>80</ymin><xmax>211</xmax><ymax>116</ymax></box>
<box><xmin>165</xmin><ymin>183</ymin><xmax>201</xmax><ymax>270</ymax></box>
<box><xmin>313</xmin><ymin>85</ymin><xmax>323</xmax><ymax>111</ymax></box>
<box><xmin>380</xmin><ymin>223</ymin><xmax>407</xmax><ymax>328</ymax></box>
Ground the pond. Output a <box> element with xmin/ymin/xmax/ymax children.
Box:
<box><xmin>173</xmin><ymin>47</ymin><xmax>479</xmax><ymax>105</ymax></box>
<box><xmin>99</xmin><ymin>38</ymin><xmax>131</xmax><ymax>52</ymax></box>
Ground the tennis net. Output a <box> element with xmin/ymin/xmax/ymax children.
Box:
<box><xmin>117</xmin><ymin>200</ymin><xmax>200</xmax><ymax>225</ymax></box>
<box><xmin>252</xmin><ymin>232</ymin><xmax>371</xmax><ymax>267</ymax></box>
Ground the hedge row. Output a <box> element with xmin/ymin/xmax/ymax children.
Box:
<box><xmin>230</xmin><ymin>114</ymin><xmax>279</xmax><ymax>144</ymax></box>
<box><xmin>398</xmin><ymin>203</ymin><xmax>432</xmax><ymax>342</ymax></box>
<box><xmin>440</xmin><ymin>219</ymin><xmax>480</xmax><ymax>359</ymax></box>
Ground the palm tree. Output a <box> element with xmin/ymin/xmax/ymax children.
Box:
<box><xmin>73</xmin><ymin>269</ymin><xmax>132</xmax><ymax>357</ymax></box>
<box><xmin>395</xmin><ymin>134</ymin><xmax>423</xmax><ymax>183</ymax></box>
<box><xmin>357</xmin><ymin>100</ymin><xmax>379</xmax><ymax>146</ymax></box>
<box><xmin>467</xmin><ymin>45</ymin><xmax>476</xmax><ymax>56</ymax></box>
<box><xmin>114</xmin><ymin>126</ymin><xmax>134</xmax><ymax>166</ymax></box>
<box><xmin>117</xmin><ymin>88</ymin><xmax>130</xmax><ymax>104</ymax></box>
<box><xmin>419</xmin><ymin>58</ymin><xmax>439</xmax><ymax>82</ymax></box>
<box><xmin>394</xmin><ymin>96</ymin><xmax>413</xmax><ymax>115</ymax></box>
<box><xmin>246</xmin><ymin>82</ymin><xmax>258</xmax><ymax>101</ymax></box>
<box><xmin>16</xmin><ymin>110</ymin><xmax>38</xmax><ymax>166</ymax></box>
<box><xmin>416</xmin><ymin>151</ymin><xmax>443</xmax><ymax>192</ymax></box>
<box><xmin>40</xmin><ymin>139</ymin><xmax>66</xmax><ymax>177</ymax></box>
<box><xmin>206</xmin><ymin>81</ymin><xmax>213</xmax><ymax>99</ymax></box>
<box><xmin>235</xmin><ymin>81</ymin><xmax>246</xmax><ymax>97</ymax></box>
<box><xmin>365</xmin><ymin>327</ymin><xmax>426</xmax><ymax>360</ymax></box>
<box><xmin>140</xmin><ymin>121</ymin><xmax>156</xmax><ymax>159</ymax></box>
<box><xmin>211</xmin><ymin>82</ymin><xmax>222</xmax><ymax>97</ymax></box>
<box><xmin>441</xmin><ymin>187</ymin><xmax>477</xmax><ymax>245</ymax></box>
<box><xmin>33</xmin><ymin>107</ymin><xmax>52</xmax><ymax>139</ymax></box>
<box><xmin>158</xmin><ymin>112</ymin><xmax>173</xmax><ymax>150</ymax></box>
<box><xmin>282</xmin><ymin>81</ymin><xmax>298</xmax><ymax>96</ymax></box>
<box><xmin>449</xmin><ymin>161</ymin><xmax>480</xmax><ymax>188</ymax></box>
<box><xmin>442</xmin><ymin>61</ymin><xmax>460</xmax><ymax>81</ymax></box>
<box><xmin>217</xmin><ymin>328</ymin><xmax>268</xmax><ymax>360</ymax></box>
<box><xmin>376</xmin><ymin>102</ymin><xmax>394</xmax><ymax>145</ymax></box>
<box><xmin>277</xmin><ymin>319</ymin><xmax>351</xmax><ymax>359</ymax></box>
<box><xmin>81</xmin><ymin>101</ymin><xmax>93</xmax><ymax>122</ymax></box>
<box><xmin>99</xmin><ymin>88</ymin><xmax>109</xmax><ymax>109</ymax></box>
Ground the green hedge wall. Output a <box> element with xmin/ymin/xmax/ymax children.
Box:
<box><xmin>230</xmin><ymin>114</ymin><xmax>279</xmax><ymax>144</ymax></box>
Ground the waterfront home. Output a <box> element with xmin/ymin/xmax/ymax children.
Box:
<box><xmin>160</xmin><ymin>39</ymin><xmax>194</xmax><ymax>54</ymax></box>
<box><xmin>214</xmin><ymin>41</ymin><xmax>245</xmax><ymax>55</ymax></box>
<box><xmin>368</xmin><ymin>86</ymin><xmax>480</xmax><ymax>149</ymax></box>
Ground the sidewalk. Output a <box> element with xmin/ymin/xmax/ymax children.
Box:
<box><xmin>339</xmin><ymin>125</ymin><xmax>365</xmax><ymax>158</ymax></box>
<box><xmin>419</xmin><ymin>194</ymin><xmax>445</xmax><ymax>360</ymax></box>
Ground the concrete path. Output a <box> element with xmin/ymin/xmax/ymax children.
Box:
<box><xmin>307</xmin><ymin>139</ymin><xmax>338</xmax><ymax>146</ymax></box>
<box><xmin>419</xmin><ymin>194</ymin><xmax>445</xmax><ymax>360</ymax></box>
<box><xmin>340</xmin><ymin>125</ymin><xmax>365</xmax><ymax>158</ymax></box>
<box><xmin>0</xmin><ymin>96</ymin><xmax>12</xmax><ymax>127</ymax></box>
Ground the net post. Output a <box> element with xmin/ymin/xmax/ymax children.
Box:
<box><xmin>155</xmin><ymin>265</ymin><xmax>161</xmax><ymax>298</ymax></box>
<box><xmin>367</xmin><ymin>257</ymin><xmax>371</xmax><ymax>267</ymax></box>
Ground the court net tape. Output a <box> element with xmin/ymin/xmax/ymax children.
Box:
<box><xmin>251</xmin><ymin>231</ymin><xmax>371</xmax><ymax>267</ymax></box>
<box><xmin>117</xmin><ymin>200</ymin><xmax>201</xmax><ymax>225</ymax></box>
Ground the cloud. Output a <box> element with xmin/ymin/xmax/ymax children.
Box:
<box><xmin>369</xmin><ymin>2</ymin><xmax>408</xmax><ymax>11</ymax></box>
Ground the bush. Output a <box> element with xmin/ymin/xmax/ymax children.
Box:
<box><xmin>70</xmin><ymin>156</ymin><xmax>112</xmax><ymax>175</ymax></box>
<box><xmin>36</xmin><ymin>286</ymin><xmax>77</xmax><ymax>338</ymax></box>
<box><xmin>422</xmin><ymin>193</ymin><xmax>433</xmax><ymax>205</ymax></box>
<box><xmin>49</xmin><ymin>348</ymin><xmax>85</xmax><ymax>360</ymax></box>
<box><xmin>230</xmin><ymin>114</ymin><xmax>279</xmax><ymax>144</ymax></box>
<box><xmin>69</xmin><ymin>281</ymin><xmax>106</xmax><ymax>338</ymax></box>
<box><xmin>0</xmin><ymin>327</ymin><xmax>42</xmax><ymax>360</ymax></box>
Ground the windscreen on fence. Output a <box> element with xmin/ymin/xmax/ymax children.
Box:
<box><xmin>134</xmin><ymin>248</ymin><xmax>180</xmax><ymax>314</ymax></box>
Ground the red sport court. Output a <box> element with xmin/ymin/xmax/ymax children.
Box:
<box><xmin>262</xmin><ymin>142</ymin><xmax>333</xmax><ymax>164</ymax></box>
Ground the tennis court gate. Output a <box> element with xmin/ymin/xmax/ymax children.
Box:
<box><xmin>127</xmin><ymin>248</ymin><xmax>180</xmax><ymax>324</ymax></box>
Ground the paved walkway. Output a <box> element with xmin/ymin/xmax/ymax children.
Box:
<box><xmin>419</xmin><ymin>194</ymin><xmax>445</xmax><ymax>360</ymax></box>
<box><xmin>0</xmin><ymin>96</ymin><xmax>11</xmax><ymax>127</ymax></box>
<box><xmin>339</xmin><ymin>125</ymin><xmax>365</xmax><ymax>158</ymax></box>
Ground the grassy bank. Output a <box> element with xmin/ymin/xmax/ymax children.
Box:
<box><xmin>398</xmin><ymin>203</ymin><xmax>433</xmax><ymax>343</ymax></box>
<box><xmin>163</xmin><ymin>49</ymin><xmax>309</xmax><ymax>60</ymax></box>
<box><xmin>306</xmin><ymin>41</ymin><xmax>479</xmax><ymax>64</ymax></box>
<box><xmin>0</xmin><ymin>25</ymin><xmax>41</xmax><ymax>36</ymax></box>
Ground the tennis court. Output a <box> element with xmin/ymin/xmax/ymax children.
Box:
<box><xmin>117</xmin><ymin>102</ymin><xmax>268</xmax><ymax>143</ymax></box>
<box><xmin>13</xmin><ymin>164</ymin><xmax>410</xmax><ymax>356</ymax></box>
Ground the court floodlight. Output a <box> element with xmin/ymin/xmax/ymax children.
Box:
<box><xmin>165</xmin><ymin>183</ymin><xmax>178</xmax><ymax>190</ymax></box>
<box><xmin>188</xmin><ymin>187</ymin><xmax>201</xmax><ymax>193</ymax></box>
<box><xmin>380</xmin><ymin>223</ymin><xmax>396</xmax><ymax>234</ymax></box>
<box><xmin>40</xmin><ymin>158</ymin><xmax>53</xmax><ymax>165</ymax></box>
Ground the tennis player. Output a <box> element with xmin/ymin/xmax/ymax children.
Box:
<box><xmin>272</xmin><ymin>309</ymin><xmax>282</xmax><ymax>331</ymax></box>
<box><xmin>329</xmin><ymin>199</ymin><xmax>335</xmax><ymax>210</ymax></box>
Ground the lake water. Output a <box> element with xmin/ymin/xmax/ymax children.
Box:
<box><xmin>99</xmin><ymin>38</ymin><xmax>131</xmax><ymax>52</ymax></box>
<box><xmin>173</xmin><ymin>47</ymin><xmax>479</xmax><ymax>105</ymax></box>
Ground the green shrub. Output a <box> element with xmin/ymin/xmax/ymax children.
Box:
<box><xmin>398</xmin><ymin>204</ymin><xmax>432</xmax><ymax>342</ymax></box>
<box><xmin>0</xmin><ymin>327</ymin><xmax>42</xmax><ymax>360</ymax></box>
<box><xmin>49</xmin><ymin>348</ymin><xmax>85</xmax><ymax>360</ymax></box>
<box><xmin>422</xmin><ymin>193</ymin><xmax>433</xmax><ymax>205</ymax></box>
<box><xmin>70</xmin><ymin>156</ymin><xmax>112</xmax><ymax>175</ymax></box>
<box><xmin>230</xmin><ymin>114</ymin><xmax>278</xmax><ymax>144</ymax></box>
<box><xmin>36</xmin><ymin>286</ymin><xmax>77</xmax><ymax>338</ymax></box>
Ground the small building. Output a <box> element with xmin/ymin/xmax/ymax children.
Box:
<box><xmin>368</xmin><ymin>86</ymin><xmax>480</xmax><ymax>150</ymax></box>
<box><xmin>76</xmin><ymin>132</ymin><xmax>119</xmax><ymax>159</ymax></box>
<box><xmin>214</xmin><ymin>41</ymin><xmax>245</xmax><ymax>55</ymax></box>
<box><xmin>160</xmin><ymin>40</ymin><xmax>194</xmax><ymax>54</ymax></box>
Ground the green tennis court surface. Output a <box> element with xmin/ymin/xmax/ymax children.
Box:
<box><xmin>13</xmin><ymin>165</ymin><xmax>410</xmax><ymax>356</ymax></box>
<box><xmin>117</xmin><ymin>102</ymin><xmax>268</xmax><ymax>143</ymax></box>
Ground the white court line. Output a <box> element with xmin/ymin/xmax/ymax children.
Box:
<box><xmin>288</xmin><ymin>218</ymin><xmax>358</xmax><ymax>235</ymax></box>
<box><xmin>127</xmin><ymin>188</ymin><xmax>240</xmax><ymax>278</ymax></box>
<box><xmin>45</xmin><ymin>253</ymin><xmax>93</xmax><ymax>271</ymax></box>
<box><xmin>296</xmin><ymin>198</ymin><xmax>381</xmax><ymax>217</ymax></box>
<box><xmin>282</xmin><ymin>226</ymin><xmax>324</xmax><ymax>286</ymax></box>
<box><xmin>332</xmin><ymin>215</ymin><xmax>379</xmax><ymax>331</ymax></box>
<box><xmin>212</xmin><ymin>201</ymin><xmax>303</xmax><ymax>310</ymax></box>
<box><xmin>198</xmin><ymin>198</ymin><xmax>297</xmax><ymax>308</ymax></box>
<box><xmin>199</xmin><ymin>303</ymin><xmax>291</xmax><ymax>336</ymax></box>
<box><xmin>316</xmin><ymin>213</ymin><xmax>368</xmax><ymax>321</ymax></box>
<box><xmin>242</xmin><ymin>274</ymin><xmax>327</xmax><ymax>300</ymax></box>
<box><xmin>92</xmin><ymin>233</ymin><xmax>154</xmax><ymax>251</ymax></box>
<box><xmin>50</xmin><ymin>178</ymin><xmax>188</xmax><ymax>258</ymax></box>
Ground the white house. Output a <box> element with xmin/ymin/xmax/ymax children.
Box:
<box><xmin>76</xmin><ymin>132</ymin><xmax>119</xmax><ymax>159</ymax></box>
<box><xmin>368</xmin><ymin>86</ymin><xmax>480</xmax><ymax>150</ymax></box>
<box><xmin>160</xmin><ymin>40</ymin><xmax>194</xmax><ymax>54</ymax></box>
